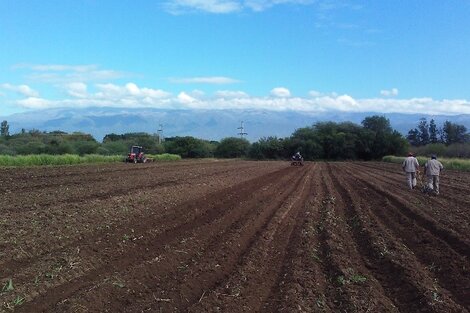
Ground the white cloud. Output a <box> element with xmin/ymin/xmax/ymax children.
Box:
<box><xmin>94</xmin><ymin>83</ymin><xmax>171</xmax><ymax>100</ymax></box>
<box><xmin>380</xmin><ymin>88</ymin><xmax>399</xmax><ymax>97</ymax></box>
<box><xmin>15</xmin><ymin>64</ymin><xmax>126</xmax><ymax>83</ymax></box>
<box><xmin>13</xmin><ymin>95</ymin><xmax>470</xmax><ymax>115</ymax></box>
<box><xmin>271</xmin><ymin>87</ymin><xmax>291</xmax><ymax>98</ymax></box>
<box><xmin>1</xmin><ymin>83</ymin><xmax>39</xmax><ymax>97</ymax></box>
<box><xmin>170</xmin><ymin>76</ymin><xmax>240</xmax><ymax>84</ymax></box>
<box><xmin>16</xmin><ymin>97</ymin><xmax>53</xmax><ymax>109</ymax></box>
<box><xmin>309</xmin><ymin>90</ymin><xmax>322</xmax><ymax>97</ymax></box>
<box><xmin>65</xmin><ymin>82</ymin><xmax>88</xmax><ymax>98</ymax></box>
<box><xmin>215</xmin><ymin>90</ymin><xmax>249</xmax><ymax>98</ymax></box>
<box><xmin>6</xmin><ymin>83</ymin><xmax>470</xmax><ymax>115</ymax></box>
<box><xmin>177</xmin><ymin>92</ymin><xmax>197</xmax><ymax>104</ymax></box>
<box><xmin>189</xmin><ymin>89</ymin><xmax>206</xmax><ymax>98</ymax></box>
<box><xmin>244</xmin><ymin>0</ymin><xmax>313</xmax><ymax>11</ymax></box>
<box><xmin>163</xmin><ymin>0</ymin><xmax>312</xmax><ymax>13</ymax></box>
<box><xmin>164</xmin><ymin>0</ymin><xmax>242</xmax><ymax>14</ymax></box>
<box><xmin>28</xmin><ymin>64</ymin><xmax>98</xmax><ymax>72</ymax></box>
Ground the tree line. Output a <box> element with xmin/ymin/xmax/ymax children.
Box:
<box><xmin>406</xmin><ymin>118</ymin><xmax>469</xmax><ymax>146</ymax></box>
<box><xmin>1</xmin><ymin>116</ymin><xmax>469</xmax><ymax>160</ymax></box>
<box><xmin>405</xmin><ymin>118</ymin><xmax>470</xmax><ymax>158</ymax></box>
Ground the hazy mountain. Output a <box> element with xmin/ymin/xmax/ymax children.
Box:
<box><xmin>2</xmin><ymin>107</ymin><xmax>470</xmax><ymax>142</ymax></box>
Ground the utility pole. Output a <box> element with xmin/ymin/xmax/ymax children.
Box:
<box><xmin>237</xmin><ymin>121</ymin><xmax>247</xmax><ymax>138</ymax></box>
<box><xmin>157</xmin><ymin>124</ymin><xmax>164</xmax><ymax>144</ymax></box>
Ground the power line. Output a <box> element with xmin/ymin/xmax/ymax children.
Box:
<box><xmin>157</xmin><ymin>123</ymin><xmax>164</xmax><ymax>144</ymax></box>
<box><xmin>237</xmin><ymin>121</ymin><xmax>247</xmax><ymax>138</ymax></box>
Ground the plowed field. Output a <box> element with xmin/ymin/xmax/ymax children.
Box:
<box><xmin>1</xmin><ymin>160</ymin><xmax>469</xmax><ymax>313</ymax></box>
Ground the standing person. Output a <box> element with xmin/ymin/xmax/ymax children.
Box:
<box><xmin>402</xmin><ymin>152</ymin><xmax>420</xmax><ymax>190</ymax></box>
<box><xmin>424</xmin><ymin>154</ymin><xmax>444</xmax><ymax>195</ymax></box>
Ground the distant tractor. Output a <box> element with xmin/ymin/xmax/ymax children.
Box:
<box><xmin>291</xmin><ymin>152</ymin><xmax>304</xmax><ymax>166</ymax></box>
<box><xmin>126</xmin><ymin>146</ymin><xmax>148</xmax><ymax>163</ymax></box>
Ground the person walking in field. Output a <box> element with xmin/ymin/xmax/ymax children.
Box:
<box><xmin>402</xmin><ymin>152</ymin><xmax>420</xmax><ymax>190</ymax></box>
<box><xmin>424</xmin><ymin>154</ymin><xmax>444</xmax><ymax>195</ymax></box>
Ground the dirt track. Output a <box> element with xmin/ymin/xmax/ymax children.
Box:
<box><xmin>0</xmin><ymin>160</ymin><xmax>469</xmax><ymax>313</ymax></box>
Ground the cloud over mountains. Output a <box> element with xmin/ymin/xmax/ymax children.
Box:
<box><xmin>3</xmin><ymin>81</ymin><xmax>470</xmax><ymax>116</ymax></box>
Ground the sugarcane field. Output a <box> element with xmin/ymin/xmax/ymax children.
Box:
<box><xmin>0</xmin><ymin>160</ymin><xmax>469</xmax><ymax>313</ymax></box>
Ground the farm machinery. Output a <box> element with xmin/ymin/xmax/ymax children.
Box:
<box><xmin>291</xmin><ymin>152</ymin><xmax>304</xmax><ymax>166</ymax></box>
<box><xmin>125</xmin><ymin>145</ymin><xmax>148</xmax><ymax>163</ymax></box>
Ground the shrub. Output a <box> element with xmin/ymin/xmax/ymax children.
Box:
<box><xmin>215</xmin><ymin>137</ymin><xmax>250</xmax><ymax>158</ymax></box>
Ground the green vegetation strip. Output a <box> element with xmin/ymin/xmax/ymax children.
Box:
<box><xmin>0</xmin><ymin>154</ymin><xmax>123</xmax><ymax>167</ymax></box>
<box><xmin>0</xmin><ymin>153</ymin><xmax>181</xmax><ymax>167</ymax></box>
<box><xmin>147</xmin><ymin>153</ymin><xmax>182</xmax><ymax>161</ymax></box>
<box><xmin>382</xmin><ymin>155</ymin><xmax>470</xmax><ymax>171</ymax></box>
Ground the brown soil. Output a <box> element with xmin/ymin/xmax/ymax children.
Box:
<box><xmin>0</xmin><ymin>160</ymin><xmax>469</xmax><ymax>313</ymax></box>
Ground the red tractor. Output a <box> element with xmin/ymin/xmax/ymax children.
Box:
<box><xmin>126</xmin><ymin>146</ymin><xmax>148</xmax><ymax>163</ymax></box>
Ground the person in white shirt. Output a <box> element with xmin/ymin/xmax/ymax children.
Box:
<box><xmin>402</xmin><ymin>152</ymin><xmax>420</xmax><ymax>190</ymax></box>
<box><xmin>424</xmin><ymin>154</ymin><xmax>444</xmax><ymax>195</ymax></box>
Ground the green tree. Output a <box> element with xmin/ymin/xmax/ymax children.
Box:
<box><xmin>362</xmin><ymin>115</ymin><xmax>392</xmax><ymax>134</ymax></box>
<box><xmin>251</xmin><ymin>137</ymin><xmax>286</xmax><ymax>159</ymax></box>
<box><xmin>43</xmin><ymin>136</ymin><xmax>73</xmax><ymax>154</ymax></box>
<box><xmin>361</xmin><ymin>115</ymin><xmax>396</xmax><ymax>159</ymax></box>
<box><xmin>313</xmin><ymin>122</ymin><xmax>345</xmax><ymax>159</ymax></box>
<box><xmin>72</xmin><ymin>141</ymin><xmax>99</xmax><ymax>155</ymax></box>
<box><xmin>1</xmin><ymin>120</ymin><xmax>9</xmax><ymax>137</ymax></box>
<box><xmin>386</xmin><ymin>130</ymin><xmax>409</xmax><ymax>156</ymax></box>
<box><xmin>215</xmin><ymin>137</ymin><xmax>250</xmax><ymax>158</ymax></box>
<box><xmin>101</xmin><ymin>141</ymin><xmax>130</xmax><ymax>155</ymax></box>
<box><xmin>418</xmin><ymin>118</ymin><xmax>430</xmax><ymax>145</ymax></box>
<box><xmin>16</xmin><ymin>141</ymin><xmax>46</xmax><ymax>155</ymax></box>
<box><xmin>45</xmin><ymin>140</ymin><xmax>74</xmax><ymax>155</ymax></box>
<box><xmin>288</xmin><ymin>127</ymin><xmax>323</xmax><ymax>160</ymax></box>
<box><xmin>102</xmin><ymin>132</ymin><xmax>162</xmax><ymax>154</ymax></box>
<box><xmin>442</xmin><ymin>121</ymin><xmax>468</xmax><ymax>145</ymax></box>
<box><xmin>429</xmin><ymin>119</ymin><xmax>439</xmax><ymax>144</ymax></box>
<box><xmin>164</xmin><ymin>136</ymin><xmax>215</xmax><ymax>158</ymax></box>
<box><xmin>406</xmin><ymin>128</ymin><xmax>420</xmax><ymax>146</ymax></box>
<box><xmin>0</xmin><ymin>144</ymin><xmax>15</xmax><ymax>155</ymax></box>
<box><xmin>248</xmin><ymin>142</ymin><xmax>264</xmax><ymax>159</ymax></box>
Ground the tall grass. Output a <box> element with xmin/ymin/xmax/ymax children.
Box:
<box><xmin>0</xmin><ymin>154</ymin><xmax>124</xmax><ymax>167</ymax></box>
<box><xmin>147</xmin><ymin>153</ymin><xmax>182</xmax><ymax>161</ymax></box>
<box><xmin>382</xmin><ymin>155</ymin><xmax>470</xmax><ymax>171</ymax></box>
<box><xmin>0</xmin><ymin>153</ymin><xmax>182</xmax><ymax>167</ymax></box>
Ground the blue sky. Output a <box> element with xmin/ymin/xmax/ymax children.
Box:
<box><xmin>1</xmin><ymin>0</ymin><xmax>470</xmax><ymax>116</ymax></box>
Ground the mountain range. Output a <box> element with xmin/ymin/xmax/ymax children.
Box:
<box><xmin>2</xmin><ymin>107</ymin><xmax>470</xmax><ymax>142</ymax></box>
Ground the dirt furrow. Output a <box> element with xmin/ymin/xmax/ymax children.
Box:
<box><xmin>70</xmin><ymin>166</ymin><xmax>309</xmax><ymax>313</ymax></box>
<box><xmin>0</xmin><ymin>160</ymin><xmax>229</xmax><ymax>192</ymax></box>
<box><xmin>0</xmin><ymin>162</ymin><xmax>284</xmax><ymax>269</ymax></box>
<box><xmin>340</xmin><ymin>163</ymin><xmax>470</xmax><ymax>257</ymax></box>
<box><xmin>347</xmin><ymin>162</ymin><xmax>470</xmax><ymax>208</ymax></box>
<box><xmin>337</xmin><ymin>164</ymin><xmax>470</xmax><ymax>309</ymax></box>
<box><xmin>353</xmin><ymin>162</ymin><xmax>470</xmax><ymax>192</ymax></box>
<box><xmin>1</xmin><ymin>161</ymin><xmax>469</xmax><ymax>313</ymax></box>
<box><xmin>328</xmin><ymin>163</ymin><xmax>467</xmax><ymax>313</ymax></box>
<box><xmin>185</xmin><ymin>165</ymin><xmax>313</xmax><ymax>313</ymax></box>
<box><xmin>0</xmin><ymin>162</ymin><xmax>265</xmax><ymax>213</ymax></box>
<box><xmin>345</xmin><ymin>163</ymin><xmax>470</xmax><ymax>241</ymax></box>
<box><xmin>13</xmin><ymin>166</ymin><xmax>301</xmax><ymax>312</ymax></box>
<box><xmin>258</xmin><ymin>165</ymin><xmax>335</xmax><ymax>312</ymax></box>
<box><xmin>320</xmin><ymin>163</ymin><xmax>400</xmax><ymax>312</ymax></box>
